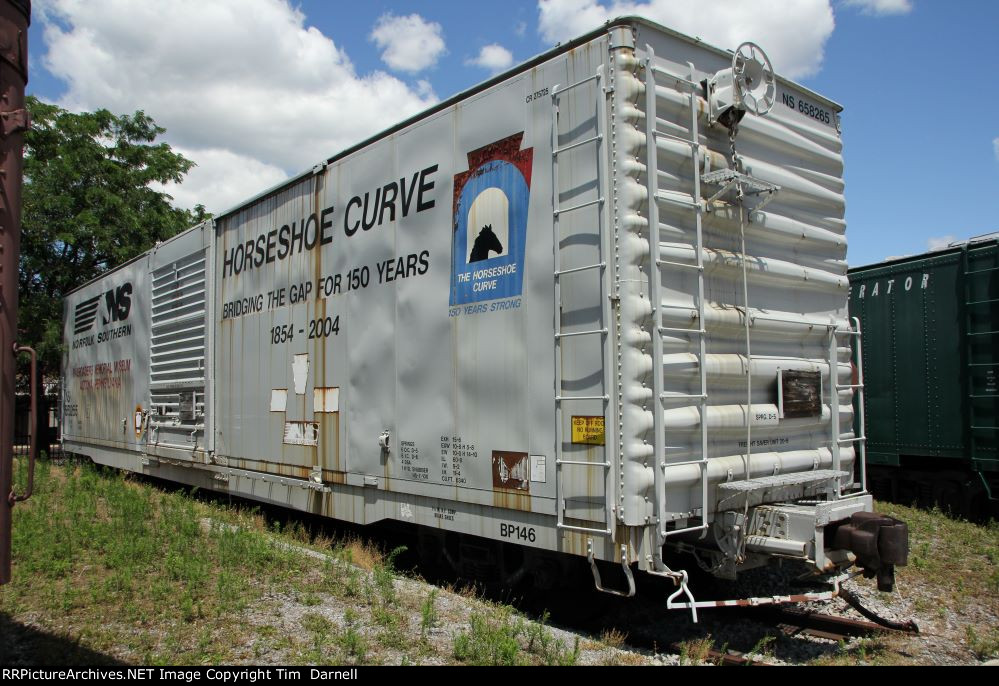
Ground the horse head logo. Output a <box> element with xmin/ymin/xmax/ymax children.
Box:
<box><xmin>469</xmin><ymin>224</ymin><xmax>503</xmax><ymax>263</ymax></box>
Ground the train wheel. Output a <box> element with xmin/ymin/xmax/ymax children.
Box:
<box><xmin>415</xmin><ymin>529</ymin><xmax>451</xmax><ymax>580</ymax></box>
<box><xmin>932</xmin><ymin>478</ymin><xmax>964</xmax><ymax>518</ymax></box>
<box><xmin>964</xmin><ymin>480</ymin><xmax>997</xmax><ymax>523</ymax></box>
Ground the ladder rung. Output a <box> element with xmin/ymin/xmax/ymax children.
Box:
<box><xmin>553</xmin><ymin>134</ymin><xmax>602</xmax><ymax>156</ymax></box>
<box><xmin>660</xmin><ymin>393</ymin><xmax>707</xmax><ymax>400</ymax></box>
<box><xmin>965</xmin><ymin>267</ymin><xmax>999</xmax><ymax>275</ymax></box>
<box><xmin>557</xmin><ymin>460</ymin><xmax>611</xmax><ymax>468</ymax></box>
<box><xmin>649</xmin><ymin>65</ymin><xmax>697</xmax><ymax>89</ymax></box>
<box><xmin>752</xmin><ymin>313</ymin><xmax>837</xmax><ymax>329</ymax></box>
<box><xmin>968</xmin><ymin>330</ymin><xmax>999</xmax><ymax>336</ymax></box>
<box><xmin>556</xmin><ymin>395</ymin><xmax>610</xmax><ymax>402</ymax></box>
<box><xmin>557</xmin><ymin>523</ymin><xmax>612</xmax><ymax>535</ymax></box>
<box><xmin>970</xmin><ymin>426</ymin><xmax>999</xmax><ymax>431</ymax></box>
<box><xmin>662</xmin><ymin>458</ymin><xmax>709</xmax><ymax>468</ymax></box>
<box><xmin>552</xmin><ymin>73</ymin><xmax>600</xmax><ymax>96</ymax></box>
<box><xmin>661</xmin><ymin>523</ymin><xmax>709</xmax><ymax>539</ymax></box>
<box><xmin>969</xmin><ymin>362</ymin><xmax>999</xmax><ymax>367</ymax></box>
<box><xmin>554</xmin><ymin>197</ymin><xmax>604</xmax><ymax>216</ymax></box>
<box><xmin>655</xmin><ymin>192</ymin><xmax>701</xmax><ymax>210</ymax></box>
<box><xmin>555</xmin><ymin>262</ymin><xmax>605</xmax><ymax>277</ymax></box>
<box><xmin>967</xmin><ymin>297</ymin><xmax>999</xmax><ymax>306</ymax></box>
<box><xmin>555</xmin><ymin>328</ymin><xmax>607</xmax><ymax>339</ymax></box>
<box><xmin>838</xmin><ymin>436</ymin><xmax>866</xmax><ymax>444</ymax></box>
<box><xmin>836</xmin><ymin>384</ymin><xmax>864</xmax><ymax>390</ymax></box>
<box><xmin>656</xmin><ymin>259</ymin><xmax>703</xmax><ymax>271</ymax></box>
<box><xmin>659</xmin><ymin>326</ymin><xmax>705</xmax><ymax>335</ymax></box>
<box><xmin>969</xmin><ymin>395</ymin><xmax>999</xmax><ymax>399</ymax></box>
<box><xmin>653</xmin><ymin>130</ymin><xmax>696</xmax><ymax>147</ymax></box>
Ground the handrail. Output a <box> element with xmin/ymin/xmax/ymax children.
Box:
<box><xmin>9</xmin><ymin>344</ymin><xmax>37</xmax><ymax>503</ymax></box>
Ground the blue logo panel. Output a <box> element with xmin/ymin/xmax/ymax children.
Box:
<box><xmin>449</xmin><ymin>133</ymin><xmax>533</xmax><ymax>307</ymax></box>
<box><xmin>450</xmin><ymin>161</ymin><xmax>530</xmax><ymax>306</ymax></box>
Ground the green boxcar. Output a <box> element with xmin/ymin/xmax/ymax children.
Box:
<box><xmin>848</xmin><ymin>235</ymin><xmax>998</xmax><ymax>517</ymax></box>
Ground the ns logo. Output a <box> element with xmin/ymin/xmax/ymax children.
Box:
<box><xmin>74</xmin><ymin>282</ymin><xmax>132</xmax><ymax>335</ymax></box>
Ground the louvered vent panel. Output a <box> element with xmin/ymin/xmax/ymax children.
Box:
<box><xmin>149</xmin><ymin>250</ymin><xmax>207</xmax><ymax>450</ymax></box>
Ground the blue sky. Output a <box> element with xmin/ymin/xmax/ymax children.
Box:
<box><xmin>26</xmin><ymin>0</ymin><xmax>999</xmax><ymax>266</ymax></box>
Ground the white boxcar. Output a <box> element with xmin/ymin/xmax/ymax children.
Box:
<box><xmin>62</xmin><ymin>17</ymin><xmax>906</xmax><ymax>613</ymax></box>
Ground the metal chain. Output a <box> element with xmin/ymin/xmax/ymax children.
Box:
<box><xmin>728</xmin><ymin>124</ymin><xmax>741</xmax><ymax>172</ymax></box>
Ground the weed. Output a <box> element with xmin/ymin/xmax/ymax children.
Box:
<box><xmin>338</xmin><ymin>609</ymin><xmax>367</xmax><ymax>663</ymax></box>
<box><xmin>372</xmin><ymin>564</ymin><xmax>395</xmax><ymax>606</ymax></box>
<box><xmin>256</xmin><ymin>625</ymin><xmax>278</xmax><ymax>639</ymax></box>
<box><xmin>340</xmin><ymin>566</ymin><xmax>364</xmax><ymax>599</ymax></box>
<box><xmin>301</xmin><ymin>612</ymin><xmax>334</xmax><ymax>663</ymax></box>
<box><xmin>179</xmin><ymin>592</ymin><xmax>197</xmax><ymax>623</ymax></box>
<box><xmin>966</xmin><ymin>626</ymin><xmax>999</xmax><ymax>660</ymax></box>
<box><xmin>373</xmin><ymin>606</ymin><xmax>407</xmax><ymax>650</ymax></box>
<box><xmin>745</xmin><ymin>634</ymin><xmax>776</xmax><ymax>663</ymax></box>
<box><xmin>601</xmin><ymin>651</ymin><xmax>648</xmax><ymax>666</ymax></box>
<box><xmin>371</xmin><ymin>545</ymin><xmax>407</xmax><ymax>609</ymax></box>
<box><xmin>452</xmin><ymin>609</ymin><xmax>524</xmax><ymax>666</ymax></box>
<box><xmin>599</xmin><ymin>627</ymin><xmax>627</xmax><ymax>649</ymax></box>
<box><xmin>713</xmin><ymin>641</ymin><xmax>731</xmax><ymax>666</ymax></box>
<box><xmin>341</xmin><ymin>537</ymin><xmax>382</xmax><ymax>571</ymax></box>
<box><xmin>420</xmin><ymin>589</ymin><xmax>439</xmax><ymax>638</ymax></box>
<box><xmin>524</xmin><ymin>610</ymin><xmax>579</xmax><ymax>666</ymax></box>
<box><xmin>677</xmin><ymin>636</ymin><xmax>715</xmax><ymax>665</ymax></box>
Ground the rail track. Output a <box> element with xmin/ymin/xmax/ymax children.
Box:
<box><xmin>661</xmin><ymin>607</ymin><xmax>920</xmax><ymax>665</ymax></box>
<box><xmin>490</xmin><ymin>564</ymin><xmax>921</xmax><ymax>665</ymax></box>
<box><xmin>402</xmin><ymin>525</ymin><xmax>922</xmax><ymax>665</ymax></box>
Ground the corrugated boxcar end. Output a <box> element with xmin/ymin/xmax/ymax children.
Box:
<box><xmin>60</xmin><ymin>17</ymin><xmax>908</xmax><ymax>619</ymax></box>
<box><xmin>848</xmin><ymin>234</ymin><xmax>999</xmax><ymax>519</ymax></box>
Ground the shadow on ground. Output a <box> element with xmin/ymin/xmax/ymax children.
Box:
<box><xmin>0</xmin><ymin>613</ymin><xmax>129</xmax><ymax>666</ymax></box>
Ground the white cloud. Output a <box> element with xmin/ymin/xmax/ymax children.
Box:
<box><xmin>37</xmin><ymin>0</ymin><xmax>438</xmax><ymax>212</ymax></box>
<box><xmin>152</xmin><ymin>148</ymin><xmax>287</xmax><ymax>215</ymax></box>
<box><xmin>369</xmin><ymin>13</ymin><xmax>446</xmax><ymax>73</ymax></box>
<box><xmin>927</xmin><ymin>235</ymin><xmax>956</xmax><ymax>251</ymax></box>
<box><xmin>466</xmin><ymin>44</ymin><xmax>514</xmax><ymax>72</ymax></box>
<box><xmin>515</xmin><ymin>21</ymin><xmax>527</xmax><ymax>38</ymax></box>
<box><xmin>994</xmin><ymin>137</ymin><xmax>999</xmax><ymax>161</ymax></box>
<box><xmin>537</xmin><ymin>0</ymin><xmax>836</xmax><ymax>79</ymax></box>
<box><xmin>842</xmin><ymin>0</ymin><xmax>912</xmax><ymax>16</ymax></box>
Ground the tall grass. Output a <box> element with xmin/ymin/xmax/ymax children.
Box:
<box><xmin>1</xmin><ymin>459</ymin><xmax>313</xmax><ymax>663</ymax></box>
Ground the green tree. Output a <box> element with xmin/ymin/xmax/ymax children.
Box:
<box><xmin>18</xmin><ymin>95</ymin><xmax>209</xmax><ymax>381</ymax></box>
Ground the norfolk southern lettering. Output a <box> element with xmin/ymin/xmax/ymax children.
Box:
<box><xmin>71</xmin><ymin>282</ymin><xmax>133</xmax><ymax>349</ymax></box>
<box><xmin>221</xmin><ymin>164</ymin><xmax>438</xmax><ymax>280</ymax></box>
<box><xmin>72</xmin><ymin>324</ymin><xmax>132</xmax><ymax>350</ymax></box>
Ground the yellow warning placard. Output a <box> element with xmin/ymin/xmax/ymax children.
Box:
<box><xmin>571</xmin><ymin>416</ymin><xmax>605</xmax><ymax>445</ymax></box>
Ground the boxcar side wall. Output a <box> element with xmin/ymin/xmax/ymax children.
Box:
<box><xmin>849</xmin><ymin>252</ymin><xmax>967</xmax><ymax>464</ymax></box>
<box><xmin>849</xmin><ymin>240</ymin><xmax>998</xmax><ymax>481</ymax></box>
<box><xmin>64</xmin><ymin>34</ymin><xmax>616</xmax><ymax>561</ymax></box>
<box><xmin>62</xmin><ymin>260</ymin><xmax>150</xmax><ymax>453</ymax></box>
<box><xmin>212</xmin><ymin>46</ymin><xmax>586</xmax><ymax>519</ymax></box>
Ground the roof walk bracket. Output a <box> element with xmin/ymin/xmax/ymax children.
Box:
<box><xmin>702</xmin><ymin>168</ymin><xmax>781</xmax><ymax>216</ymax></box>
